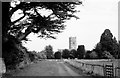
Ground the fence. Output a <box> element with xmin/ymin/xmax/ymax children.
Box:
<box><xmin>65</xmin><ymin>60</ymin><xmax>120</xmax><ymax>78</ymax></box>
<box><xmin>104</xmin><ymin>63</ymin><xmax>114</xmax><ymax>77</ymax></box>
<box><xmin>115</xmin><ymin>67</ymin><xmax>120</xmax><ymax>78</ymax></box>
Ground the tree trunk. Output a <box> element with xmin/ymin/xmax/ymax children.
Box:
<box><xmin>2</xmin><ymin>2</ymin><xmax>10</xmax><ymax>41</ymax></box>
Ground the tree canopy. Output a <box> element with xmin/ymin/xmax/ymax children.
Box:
<box><xmin>3</xmin><ymin>1</ymin><xmax>82</xmax><ymax>42</ymax></box>
<box><xmin>54</xmin><ymin>51</ymin><xmax>61</xmax><ymax>59</ymax></box>
<box><xmin>2</xmin><ymin>1</ymin><xmax>82</xmax><ymax>69</ymax></box>
<box><xmin>77</xmin><ymin>45</ymin><xmax>85</xmax><ymax>59</ymax></box>
<box><xmin>45</xmin><ymin>45</ymin><xmax>54</xmax><ymax>59</ymax></box>
<box><xmin>94</xmin><ymin>29</ymin><xmax>119</xmax><ymax>59</ymax></box>
<box><xmin>69</xmin><ymin>49</ymin><xmax>77</xmax><ymax>59</ymax></box>
<box><xmin>62</xmin><ymin>49</ymin><xmax>70</xmax><ymax>59</ymax></box>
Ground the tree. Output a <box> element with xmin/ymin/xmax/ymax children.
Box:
<box><xmin>112</xmin><ymin>37</ymin><xmax>119</xmax><ymax>58</ymax></box>
<box><xmin>54</xmin><ymin>51</ymin><xmax>61</xmax><ymax>59</ymax></box>
<box><xmin>99</xmin><ymin>29</ymin><xmax>119</xmax><ymax>58</ymax></box>
<box><xmin>94</xmin><ymin>29</ymin><xmax>119</xmax><ymax>59</ymax></box>
<box><xmin>27</xmin><ymin>51</ymin><xmax>36</xmax><ymax>62</ymax></box>
<box><xmin>77</xmin><ymin>45</ymin><xmax>85</xmax><ymax>59</ymax></box>
<box><xmin>37</xmin><ymin>50</ymin><xmax>47</xmax><ymax>59</ymax></box>
<box><xmin>62</xmin><ymin>49</ymin><xmax>70</xmax><ymax>59</ymax></box>
<box><xmin>2</xmin><ymin>1</ymin><xmax>82</xmax><ymax>42</ymax></box>
<box><xmin>118</xmin><ymin>41</ymin><xmax>120</xmax><ymax>58</ymax></box>
<box><xmin>85</xmin><ymin>50</ymin><xmax>92</xmax><ymax>59</ymax></box>
<box><xmin>2</xmin><ymin>36</ymin><xmax>30</xmax><ymax>70</ymax></box>
<box><xmin>45</xmin><ymin>45</ymin><xmax>54</xmax><ymax>59</ymax></box>
<box><xmin>2</xmin><ymin>1</ymin><xmax>82</xmax><ymax>69</ymax></box>
<box><xmin>100</xmin><ymin>29</ymin><xmax>113</xmax><ymax>53</ymax></box>
<box><xmin>94</xmin><ymin>43</ymin><xmax>102</xmax><ymax>58</ymax></box>
<box><xmin>101</xmin><ymin>51</ymin><xmax>115</xmax><ymax>59</ymax></box>
<box><xmin>89</xmin><ymin>51</ymin><xmax>98</xmax><ymax>59</ymax></box>
<box><xmin>69</xmin><ymin>49</ymin><xmax>77</xmax><ymax>59</ymax></box>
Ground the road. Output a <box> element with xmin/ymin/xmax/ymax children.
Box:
<box><xmin>5</xmin><ymin>60</ymin><xmax>94</xmax><ymax>78</ymax></box>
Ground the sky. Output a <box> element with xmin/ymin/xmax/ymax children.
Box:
<box><xmin>12</xmin><ymin>0</ymin><xmax>119</xmax><ymax>52</ymax></box>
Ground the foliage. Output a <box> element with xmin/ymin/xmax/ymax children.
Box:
<box><xmin>27</xmin><ymin>51</ymin><xmax>37</xmax><ymax>62</ymax></box>
<box><xmin>54</xmin><ymin>51</ymin><xmax>61</xmax><ymax>59</ymax></box>
<box><xmin>45</xmin><ymin>45</ymin><xmax>54</xmax><ymax>59</ymax></box>
<box><xmin>3</xmin><ymin>1</ymin><xmax>82</xmax><ymax>41</ymax></box>
<box><xmin>37</xmin><ymin>51</ymin><xmax>47</xmax><ymax>59</ymax></box>
<box><xmin>89</xmin><ymin>51</ymin><xmax>98</xmax><ymax>59</ymax></box>
<box><xmin>94</xmin><ymin>29</ymin><xmax>119</xmax><ymax>59</ymax></box>
<box><xmin>77</xmin><ymin>45</ymin><xmax>85</xmax><ymax>59</ymax></box>
<box><xmin>101</xmin><ymin>51</ymin><xmax>115</xmax><ymax>59</ymax></box>
<box><xmin>2</xmin><ymin>1</ymin><xmax>82</xmax><ymax>69</ymax></box>
<box><xmin>62</xmin><ymin>49</ymin><xmax>70</xmax><ymax>59</ymax></box>
<box><xmin>94</xmin><ymin>43</ymin><xmax>102</xmax><ymax>58</ymax></box>
<box><xmin>69</xmin><ymin>49</ymin><xmax>77</xmax><ymax>59</ymax></box>
<box><xmin>118</xmin><ymin>41</ymin><xmax>120</xmax><ymax>58</ymax></box>
<box><xmin>85</xmin><ymin>50</ymin><xmax>92</xmax><ymax>59</ymax></box>
<box><xmin>2</xmin><ymin>36</ymin><xmax>28</xmax><ymax>69</ymax></box>
<box><xmin>84</xmin><ymin>50</ymin><xmax>98</xmax><ymax>59</ymax></box>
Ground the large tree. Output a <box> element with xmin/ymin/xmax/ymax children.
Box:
<box><xmin>2</xmin><ymin>1</ymin><xmax>82</xmax><ymax>68</ymax></box>
<box><xmin>100</xmin><ymin>29</ymin><xmax>119</xmax><ymax>58</ymax></box>
<box><xmin>100</xmin><ymin>29</ymin><xmax>113</xmax><ymax>51</ymax></box>
<box><xmin>2</xmin><ymin>1</ymin><xmax>82</xmax><ymax>42</ymax></box>
<box><xmin>94</xmin><ymin>29</ymin><xmax>119</xmax><ymax>59</ymax></box>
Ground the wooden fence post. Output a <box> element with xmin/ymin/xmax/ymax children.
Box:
<box><xmin>103</xmin><ymin>64</ymin><xmax>106</xmax><ymax>76</ymax></box>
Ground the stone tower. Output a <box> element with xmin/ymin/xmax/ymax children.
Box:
<box><xmin>69</xmin><ymin>37</ymin><xmax>76</xmax><ymax>50</ymax></box>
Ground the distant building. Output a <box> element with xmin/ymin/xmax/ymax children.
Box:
<box><xmin>69</xmin><ymin>37</ymin><xmax>77</xmax><ymax>50</ymax></box>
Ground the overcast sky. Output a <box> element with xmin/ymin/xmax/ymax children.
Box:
<box><xmin>20</xmin><ymin>0</ymin><xmax>119</xmax><ymax>52</ymax></box>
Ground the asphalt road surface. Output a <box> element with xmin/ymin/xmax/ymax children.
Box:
<box><xmin>9</xmin><ymin>60</ymin><xmax>94</xmax><ymax>78</ymax></box>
